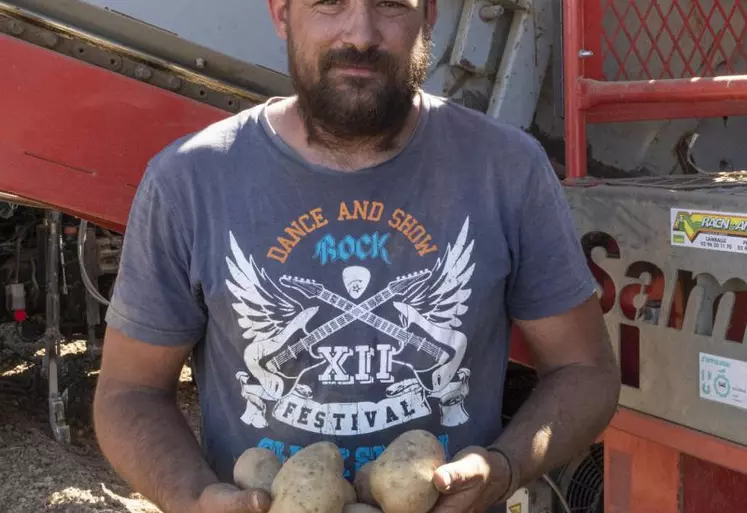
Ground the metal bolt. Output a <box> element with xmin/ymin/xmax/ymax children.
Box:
<box><xmin>226</xmin><ymin>98</ymin><xmax>240</xmax><ymax>112</ymax></box>
<box><xmin>108</xmin><ymin>55</ymin><xmax>123</xmax><ymax>70</ymax></box>
<box><xmin>166</xmin><ymin>76</ymin><xmax>182</xmax><ymax>91</ymax></box>
<box><xmin>134</xmin><ymin>64</ymin><xmax>152</xmax><ymax>81</ymax></box>
<box><xmin>41</xmin><ymin>32</ymin><xmax>59</xmax><ymax>48</ymax></box>
<box><xmin>479</xmin><ymin>4</ymin><xmax>505</xmax><ymax>22</ymax></box>
<box><xmin>579</xmin><ymin>49</ymin><xmax>594</xmax><ymax>58</ymax></box>
<box><xmin>195</xmin><ymin>57</ymin><xmax>207</xmax><ymax>69</ymax></box>
<box><xmin>7</xmin><ymin>20</ymin><xmax>24</xmax><ymax>36</ymax></box>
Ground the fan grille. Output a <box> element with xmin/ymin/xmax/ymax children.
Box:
<box><xmin>565</xmin><ymin>444</ymin><xmax>604</xmax><ymax>513</ymax></box>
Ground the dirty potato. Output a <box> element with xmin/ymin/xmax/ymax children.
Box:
<box><xmin>269</xmin><ymin>441</ymin><xmax>350</xmax><ymax>513</ymax></box>
<box><xmin>343</xmin><ymin>477</ymin><xmax>357</xmax><ymax>505</ymax></box>
<box><xmin>353</xmin><ymin>460</ymin><xmax>378</xmax><ymax>506</ymax></box>
<box><xmin>369</xmin><ymin>430</ymin><xmax>446</xmax><ymax>513</ymax></box>
<box><xmin>344</xmin><ymin>504</ymin><xmax>384</xmax><ymax>513</ymax></box>
<box><xmin>233</xmin><ymin>447</ymin><xmax>282</xmax><ymax>493</ymax></box>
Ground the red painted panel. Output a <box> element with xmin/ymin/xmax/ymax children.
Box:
<box><xmin>682</xmin><ymin>455</ymin><xmax>747</xmax><ymax>513</ymax></box>
<box><xmin>0</xmin><ymin>34</ymin><xmax>230</xmax><ymax>233</ymax></box>
<box><xmin>604</xmin><ymin>426</ymin><xmax>681</xmax><ymax>513</ymax></box>
<box><xmin>610</xmin><ymin>408</ymin><xmax>747</xmax><ymax>476</ymax></box>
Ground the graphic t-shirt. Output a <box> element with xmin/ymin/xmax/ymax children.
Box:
<box><xmin>105</xmin><ymin>93</ymin><xmax>596</xmax><ymax>491</ymax></box>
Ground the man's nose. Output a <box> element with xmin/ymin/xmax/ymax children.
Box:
<box><xmin>340</xmin><ymin>4</ymin><xmax>382</xmax><ymax>51</ymax></box>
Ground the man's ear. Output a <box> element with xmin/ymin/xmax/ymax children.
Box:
<box><xmin>267</xmin><ymin>0</ymin><xmax>290</xmax><ymax>40</ymax></box>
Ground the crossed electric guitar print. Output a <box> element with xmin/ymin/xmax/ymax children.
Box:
<box><xmin>275</xmin><ymin>273</ymin><xmax>467</xmax><ymax>394</ymax></box>
<box><xmin>227</xmin><ymin>217</ymin><xmax>475</xmax><ymax>431</ymax></box>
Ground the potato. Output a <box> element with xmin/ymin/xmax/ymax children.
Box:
<box><xmin>353</xmin><ymin>461</ymin><xmax>377</xmax><ymax>506</ymax></box>
<box><xmin>290</xmin><ymin>440</ymin><xmax>345</xmax><ymax>473</ymax></box>
<box><xmin>269</xmin><ymin>441</ymin><xmax>350</xmax><ymax>513</ymax></box>
<box><xmin>344</xmin><ymin>504</ymin><xmax>384</xmax><ymax>513</ymax></box>
<box><xmin>233</xmin><ymin>447</ymin><xmax>282</xmax><ymax>493</ymax></box>
<box><xmin>369</xmin><ymin>430</ymin><xmax>446</xmax><ymax>513</ymax></box>
<box><xmin>343</xmin><ymin>477</ymin><xmax>357</xmax><ymax>505</ymax></box>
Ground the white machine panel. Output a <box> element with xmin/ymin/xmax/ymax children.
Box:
<box><xmin>81</xmin><ymin>0</ymin><xmax>290</xmax><ymax>77</ymax></box>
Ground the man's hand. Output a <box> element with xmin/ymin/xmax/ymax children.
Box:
<box><xmin>430</xmin><ymin>446</ymin><xmax>511</xmax><ymax>513</ymax></box>
<box><xmin>191</xmin><ymin>483</ymin><xmax>271</xmax><ymax>513</ymax></box>
<box><xmin>94</xmin><ymin>329</ymin><xmax>250</xmax><ymax>513</ymax></box>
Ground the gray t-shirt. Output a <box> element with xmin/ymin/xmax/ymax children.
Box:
<box><xmin>105</xmin><ymin>92</ymin><xmax>595</xmax><ymax>488</ymax></box>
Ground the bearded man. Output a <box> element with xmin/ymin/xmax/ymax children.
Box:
<box><xmin>92</xmin><ymin>2</ymin><xmax>621</xmax><ymax>513</ymax></box>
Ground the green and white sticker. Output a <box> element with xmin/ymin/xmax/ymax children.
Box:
<box><xmin>699</xmin><ymin>353</ymin><xmax>747</xmax><ymax>411</ymax></box>
<box><xmin>669</xmin><ymin>208</ymin><xmax>747</xmax><ymax>254</ymax></box>
<box><xmin>671</xmin><ymin>208</ymin><xmax>747</xmax><ymax>253</ymax></box>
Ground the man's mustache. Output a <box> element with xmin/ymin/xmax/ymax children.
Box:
<box><xmin>321</xmin><ymin>47</ymin><xmax>398</xmax><ymax>73</ymax></box>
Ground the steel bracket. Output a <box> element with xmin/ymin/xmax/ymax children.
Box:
<box><xmin>43</xmin><ymin>210</ymin><xmax>71</xmax><ymax>444</ymax></box>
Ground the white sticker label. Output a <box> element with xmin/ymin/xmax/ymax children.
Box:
<box><xmin>699</xmin><ymin>353</ymin><xmax>747</xmax><ymax>411</ymax></box>
<box><xmin>506</xmin><ymin>488</ymin><xmax>529</xmax><ymax>513</ymax></box>
<box><xmin>671</xmin><ymin>208</ymin><xmax>747</xmax><ymax>254</ymax></box>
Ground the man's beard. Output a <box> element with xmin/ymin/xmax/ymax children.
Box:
<box><xmin>288</xmin><ymin>32</ymin><xmax>431</xmax><ymax>149</ymax></box>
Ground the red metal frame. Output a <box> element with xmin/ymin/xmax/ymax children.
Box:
<box><xmin>563</xmin><ymin>1</ymin><xmax>747</xmax><ymax>179</ymax></box>
<box><xmin>600</xmin><ymin>0</ymin><xmax>747</xmax><ymax>81</ymax></box>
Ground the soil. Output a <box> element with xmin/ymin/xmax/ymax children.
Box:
<box><xmin>0</xmin><ymin>320</ymin><xmax>200</xmax><ymax>513</ymax></box>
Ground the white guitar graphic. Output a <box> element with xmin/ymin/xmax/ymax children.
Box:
<box><xmin>280</xmin><ymin>275</ymin><xmax>466</xmax><ymax>392</ymax></box>
<box><xmin>242</xmin><ymin>271</ymin><xmax>430</xmax><ymax>399</ymax></box>
<box><xmin>226</xmin><ymin>217</ymin><xmax>475</xmax><ymax>430</ymax></box>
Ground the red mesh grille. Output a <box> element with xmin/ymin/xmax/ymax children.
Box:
<box><xmin>601</xmin><ymin>0</ymin><xmax>747</xmax><ymax>81</ymax></box>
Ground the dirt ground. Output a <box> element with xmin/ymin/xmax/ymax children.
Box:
<box><xmin>0</xmin><ymin>320</ymin><xmax>200</xmax><ymax>513</ymax></box>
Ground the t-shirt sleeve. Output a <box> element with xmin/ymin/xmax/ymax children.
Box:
<box><xmin>505</xmin><ymin>145</ymin><xmax>597</xmax><ymax>321</ymax></box>
<box><xmin>104</xmin><ymin>158</ymin><xmax>207</xmax><ymax>346</ymax></box>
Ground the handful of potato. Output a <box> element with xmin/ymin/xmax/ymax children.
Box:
<box><xmin>233</xmin><ymin>430</ymin><xmax>446</xmax><ymax>513</ymax></box>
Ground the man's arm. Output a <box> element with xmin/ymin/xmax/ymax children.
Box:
<box><xmin>94</xmin><ymin>328</ymin><xmax>271</xmax><ymax>513</ymax></box>
<box><xmin>431</xmin><ymin>296</ymin><xmax>619</xmax><ymax>512</ymax></box>
<box><xmin>432</xmin><ymin>140</ymin><xmax>619</xmax><ymax>512</ymax></box>
<box><xmin>485</xmin><ymin>141</ymin><xmax>621</xmax><ymax>499</ymax></box>
<box><xmin>92</xmin><ymin>328</ymin><xmax>216</xmax><ymax>513</ymax></box>
<box><xmin>93</xmin><ymin>156</ymin><xmax>269</xmax><ymax>513</ymax></box>
<box><xmin>489</xmin><ymin>294</ymin><xmax>620</xmax><ymax>496</ymax></box>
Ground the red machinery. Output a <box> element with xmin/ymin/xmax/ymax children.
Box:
<box><xmin>561</xmin><ymin>1</ymin><xmax>747</xmax><ymax>512</ymax></box>
<box><xmin>2</xmin><ymin>1</ymin><xmax>747</xmax><ymax>511</ymax></box>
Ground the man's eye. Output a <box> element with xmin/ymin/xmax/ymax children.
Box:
<box><xmin>377</xmin><ymin>1</ymin><xmax>410</xmax><ymax>13</ymax></box>
<box><xmin>315</xmin><ymin>0</ymin><xmax>344</xmax><ymax>11</ymax></box>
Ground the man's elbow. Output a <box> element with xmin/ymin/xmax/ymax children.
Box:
<box><xmin>92</xmin><ymin>375</ymin><xmax>117</xmax><ymax>442</ymax></box>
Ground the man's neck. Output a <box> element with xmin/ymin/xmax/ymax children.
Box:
<box><xmin>265</xmin><ymin>93</ymin><xmax>423</xmax><ymax>172</ymax></box>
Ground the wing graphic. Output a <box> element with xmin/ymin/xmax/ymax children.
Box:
<box><xmin>400</xmin><ymin>217</ymin><xmax>475</xmax><ymax>329</ymax></box>
<box><xmin>225</xmin><ymin>231</ymin><xmax>304</xmax><ymax>342</ymax></box>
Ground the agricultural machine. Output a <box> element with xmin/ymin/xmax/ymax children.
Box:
<box><xmin>1</xmin><ymin>0</ymin><xmax>747</xmax><ymax>511</ymax></box>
